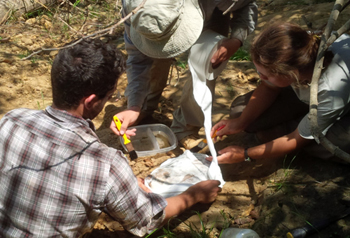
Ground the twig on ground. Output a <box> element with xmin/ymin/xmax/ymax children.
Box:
<box><xmin>22</xmin><ymin>0</ymin><xmax>147</xmax><ymax>60</ymax></box>
<box><xmin>0</xmin><ymin>10</ymin><xmax>11</xmax><ymax>25</ymax></box>
<box><xmin>0</xmin><ymin>37</ymin><xmax>11</xmax><ymax>43</ymax></box>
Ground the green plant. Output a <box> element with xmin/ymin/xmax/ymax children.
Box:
<box><xmin>289</xmin><ymin>203</ymin><xmax>320</xmax><ymax>236</ymax></box>
<box><xmin>218</xmin><ymin>210</ymin><xmax>231</xmax><ymax>238</ymax></box>
<box><xmin>37</xmin><ymin>90</ymin><xmax>45</xmax><ymax>109</ymax></box>
<box><xmin>270</xmin><ymin>155</ymin><xmax>297</xmax><ymax>191</ymax></box>
<box><xmin>184</xmin><ymin>212</ymin><xmax>215</xmax><ymax>238</ymax></box>
<box><xmin>73</xmin><ymin>0</ymin><xmax>82</xmax><ymax>7</ymax></box>
<box><xmin>31</xmin><ymin>56</ymin><xmax>39</xmax><ymax>65</ymax></box>
<box><xmin>18</xmin><ymin>51</ymin><xmax>30</xmax><ymax>59</ymax></box>
<box><xmin>145</xmin><ymin>228</ymin><xmax>161</xmax><ymax>238</ymax></box>
<box><xmin>230</xmin><ymin>48</ymin><xmax>250</xmax><ymax>61</ymax></box>
<box><xmin>7</xmin><ymin>10</ymin><xmax>18</xmax><ymax>23</ymax></box>
<box><xmin>148</xmin><ymin>210</ymin><xmax>231</xmax><ymax>238</ymax></box>
<box><xmin>23</xmin><ymin>8</ymin><xmax>45</xmax><ymax>19</ymax></box>
<box><xmin>45</xmin><ymin>12</ymin><xmax>53</xmax><ymax>18</ymax></box>
<box><xmin>154</xmin><ymin>218</ymin><xmax>177</xmax><ymax>238</ymax></box>
<box><xmin>176</xmin><ymin>59</ymin><xmax>187</xmax><ymax>69</ymax></box>
<box><xmin>187</xmin><ymin>210</ymin><xmax>232</xmax><ymax>238</ymax></box>
<box><xmin>62</xmin><ymin>24</ymin><xmax>69</xmax><ymax>32</ymax></box>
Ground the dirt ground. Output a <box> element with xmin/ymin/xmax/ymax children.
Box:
<box><xmin>1</xmin><ymin>0</ymin><xmax>350</xmax><ymax>237</ymax></box>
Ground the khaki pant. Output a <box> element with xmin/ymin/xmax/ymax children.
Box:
<box><xmin>141</xmin><ymin>58</ymin><xmax>173</xmax><ymax>115</ymax></box>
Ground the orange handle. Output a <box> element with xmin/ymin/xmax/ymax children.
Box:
<box><xmin>203</xmin><ymin>125</ymin><xmax>225</xmax><ymax>143</ymax></box>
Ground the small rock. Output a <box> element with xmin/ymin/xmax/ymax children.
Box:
<box><xmin>22</xmin><ymin>38</ymin><xmax>33</xmax><ymax>45</ymax></box>
<box><xmin>250</xmin><ymin>210</ymin><xmax>260</xmax><ymax>219</ymax></box>
<box><xmin>44</xmin><ymin>21</ymin><xmax>53</xmax><ymax>30</ymax></box>
<box><xmin>0</xmin><ymin>58</ymin><xmax>14</xmax><ymax>64</ymax></box>
<box><xmin>50</xmin><ymin>51</ymin><xmax>58</xmax><ymax>57</ymax></box>
<box><xmin>234</xmin><ymin>217</ymin><xmax>254</xmax><ymax>225</ymax></box>
<box><xmin>26</xmin><ymin>18</ymin><xmax>36</xmax><ymax>25</ymax></box>
<box><xmin>144</xmin><ymin>158</ymin><xmax>153</xmax><ymax>167</ymax></box>
<box><xmin>41</xmin><ymin>15</ymin><xmax>50</xmax><ymax>21</ymax></box>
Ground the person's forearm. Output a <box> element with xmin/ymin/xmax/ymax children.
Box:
<box><xmin>237</xmin><ymin>82</ymin><xmax>281</xmax><ymax>130</ymax></box>
<box><xmin>226</xmin><ymin>38</ymin><xmax>242</xmax><ymax>57</ymax></box>
<box><xmin>246</xmin><ymin>129</ymin><xmax>311</xmax><ymax>160</ymax></box>
<box><xmin>163</xmin><ymin>192</ymin><xmax>197</xmax><ymax>223</ymax></box>
<box><xmin>160</xmin><ymin>181</ymin><xmax>220</xmax><ymax>226</ymax></box>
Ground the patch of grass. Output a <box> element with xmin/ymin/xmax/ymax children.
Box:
<box><xmin>18</xmin><ymin>51</ymin><xmax>30</xmax><ymax>59</ymax></box>
<box><xmin>176</xmin><ymin>59</ymin><xmax>187</xmax><ymax>69</ymax></box>
<box><xmin>151</xmin><ymin>210</ymin><xmax>231</xmax><ymax>238</ymax></box>
<box><xmin>73</xmin><ymin>0</ymin><xmax>82</xmax><ymax>7</ymax></box>
<box><xmin>31</xmin><ymin>56</ymin><xmax>39</xmax><ymax>65</ymax></box>
<box><xmin>218</xmin><ymin>210</ymin><xmax>231</xmax><ymax>238</ymax></box>
<box><xmin>289</xmin><ymin>203</ymin><xmax>320</xmax><ymax>236</ymax></box>
<box><xmin>230</xmin><ymin>48</ymin><xmax>250</xmax><ymax>61</ymax></box>
<box><xmin>184</xmin><ymin>211</ymin><xmax>215</xmax><ymax>238</ymax></box>
<box><xmin>7</xmin><ymin>10</ymin><xmax>19</xmax><ymax>23</ymax></box>
<box><xmin>37</xmin><ymin>90</ymin><xmax>45</xmax><ymax>110</ymax></box>
<box><xmin>270</xmin><ymin>155</ymin><xmax>297</xmax><ymax>191</ymax></box>
<box><xmin>23</xmin><ymin>8</ymin><xmax>45</xmax><ymax>19</ymax></box>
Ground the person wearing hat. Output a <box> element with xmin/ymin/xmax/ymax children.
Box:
<box><xmin>110</xmin><ymin>0</ymin><xmax>258</xmax><ymax>150</ymax></box>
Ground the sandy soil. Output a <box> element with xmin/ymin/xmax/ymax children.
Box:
<box><xmin>1</xmin><ymin>0</ymin><xmax>350</xmax><ymax>237</ymax></box>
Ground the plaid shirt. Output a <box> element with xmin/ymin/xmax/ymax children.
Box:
<box><xmin>0</xmin><ymin>106</ymin><xmax>167</xmax><ymax>237</ymax></box>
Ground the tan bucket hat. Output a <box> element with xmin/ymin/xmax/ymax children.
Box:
<box><xmin>125</xmin><ymin>0</ymin><xmax>203</xmax><ymax>58</ymax></box>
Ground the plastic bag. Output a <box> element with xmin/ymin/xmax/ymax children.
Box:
<box><xmin>144</xmin><ymin>150</ymin><xmax>224</xmax><ymax>198</ymax></box>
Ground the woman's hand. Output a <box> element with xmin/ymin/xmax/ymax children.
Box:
<box><xmin>211</xmin><ymin>118</ymin><xmax>245</xmax><ymax>140</ymax></box>
<box><xmin>206</xmin><ymin>145</ymin><xmax>245</xmax><ymax>164</ymax></box>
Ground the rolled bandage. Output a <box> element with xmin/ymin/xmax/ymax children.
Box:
<box><xmin>188</xmin><ymin>30</ymin><xmax>228</xmax><ymax>185</ymax></box>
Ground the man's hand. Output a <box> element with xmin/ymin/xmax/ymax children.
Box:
<box><xmin>163</xmin><ymin>180</ymin><xmax>221</xmax><ymax>224</ymax></box>
<box><xmin>137</xmin><ymin>177</ymin><xmax>151</xmax><ymax>193</ymax></box>
<box><xmin>206</xmin><ymin>145</ymin><xmax>245</xmax><ymax>164</ymax></box>
<box><xmin>110</xmin><ymin>107</ymin><xmax>140</xmax><ymax>136</ymax></box>
<box><xmin>211</xmin><ymin>38</ymin><xmax>242</xmax><ymax>69</ymax></box>
<box><xmin>184</xmin><ymin>180</ymin><xmax>222</xmax><ymax>204</ymax></box>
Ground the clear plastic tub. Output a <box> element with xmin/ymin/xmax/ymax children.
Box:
<box><xmin>120</xmin><ymin>124</ymin><xmax>177</xmax><ymax>157</ymax></box>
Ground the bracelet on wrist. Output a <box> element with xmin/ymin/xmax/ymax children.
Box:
<box><xmin>244</xmin><ymin>148</ymin><xmax>255</xmax><ymax>162</ymax></box>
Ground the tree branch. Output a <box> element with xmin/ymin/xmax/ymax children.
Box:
<box><xmin>309</xmin><ymin>0</ymin><xmax>350</xmax><ymax>162</ymax></box>
<box><xmin>22</xmin><ymin>0</ymin><xmax>147</xmax><ymax>60</ymax></box>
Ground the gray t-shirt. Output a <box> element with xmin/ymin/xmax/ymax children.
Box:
<box><xmin>292</xmin><ymin>34</ymin><xmax>350</xmax><ymax>139</ymax></box>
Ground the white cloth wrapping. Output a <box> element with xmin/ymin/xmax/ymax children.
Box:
<box><xmin>188</xmin><ymin>29</ymin><xmax>227</xmax><ymax>184</ymax></box>
<box><xmin>144</xmin><ymin>30</ymin><xmax>227</xmax><ymax>198</ymax></box>
<box><xmin>144</xmin><ymin>150</ymin><xmax>212</xmax><ymax>198</ymax></box>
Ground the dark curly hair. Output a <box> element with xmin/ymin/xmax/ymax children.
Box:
<box><xmin>51</xmin><ymin>38</ymin><xmax>126</xmax><ymax>109</ymax></box>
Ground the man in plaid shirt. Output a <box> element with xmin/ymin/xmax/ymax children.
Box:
<box><xmin>0</xmin><ymin>39</ymin><xmax>221</xmax><ymax>237</ymax></box>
